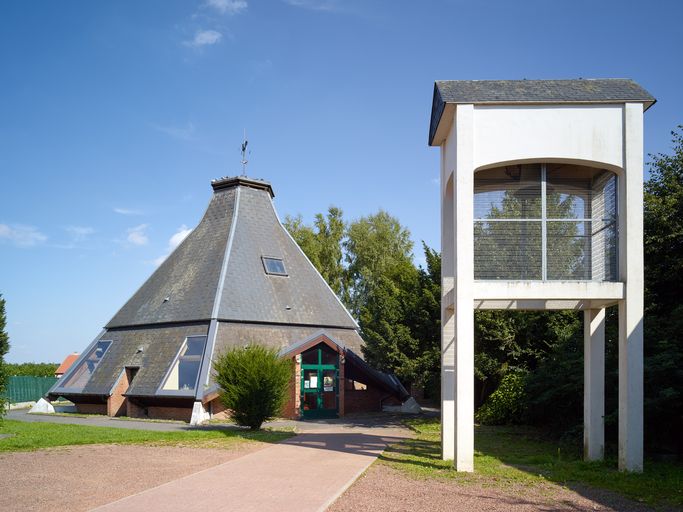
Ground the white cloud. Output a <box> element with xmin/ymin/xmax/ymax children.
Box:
<box><xmin>153</xmin><ymin>225</ymin><xmax>193</xmax><ymax>266</ymax></box>
<box><xmin>169</xmin><ymin>225</ymin><xmax>193</xmax><ymax>250</ymax></box>
<box><xmin>126</xmin><ymin>224</ymin><xmax>149</xmax><ymax>246</ymax></box>
<box><xmin>114</xmin><ymin>207</ymin><xmax>143</xmax><ymax>216</ymax></box>
<box><xmin>283</xmin><ymin>0</ymin><xmax>340</xmax><ymax>11</ymax></box>
<box><xmin>151</xmin><ymin>122</ymin><xmax>197</xmax><ymax>141</ymax></box>
<box><xmin>65</xmin><ymin>225</ymin><xmax>95</xmax><ymax>242</ymax></box>
<box><xmin>205</xmin><ymin>0</ymin><xmax>247</xmax><ymax>14</ymax></box>
<box><xmin>184</xmin><ymin>29</ymin><xmax>223</xmax><ymax>48</ymax></box>
<box><xmin>0</xmin><ymin>224</ymin><xmax>47</xmax><ymax>247</ymax></box>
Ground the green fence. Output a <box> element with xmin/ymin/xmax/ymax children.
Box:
<box><xmin>5</xmin><ymin>376</ymin><xmax>58</xmax><ymax>403</ymax></box>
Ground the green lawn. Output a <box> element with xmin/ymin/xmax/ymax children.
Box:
<box><xmin>379</xmin><ymin>418</ymin><xmax>683</xmax><ymax>508</ymax></box>
<box><xmin>0</xmin><ymin>419</ymin><xmax>293</xmax><ymax>452</ymax></box>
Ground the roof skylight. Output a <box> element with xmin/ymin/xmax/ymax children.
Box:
<box><xmin>262</xmin><ymin>256</ymin><xmax>287</xmax><ymax>276</ymax></box>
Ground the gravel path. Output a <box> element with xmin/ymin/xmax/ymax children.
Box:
<box><xmin>0</xmin><ymin>443</ymin><xmax>265</xmax><ymax>512</ymax></box>
<box><xmin>329</xmin><ymin>464</ymin><xmax>659</xmax><ymax>512</ymax></box>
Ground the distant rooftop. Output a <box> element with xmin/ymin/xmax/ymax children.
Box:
<box><xmin>429</xmin><ymin>78</ymin><xmax>656</xmax><ymax>145</ymax></box>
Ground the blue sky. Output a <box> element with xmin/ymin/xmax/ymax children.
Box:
<box><xmin>1</xmin><ymin>0</ymin><xmax>682</xmax><ymax>363</ymax></box>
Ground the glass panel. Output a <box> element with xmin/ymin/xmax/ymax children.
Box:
<box><xmin>184</xmin><ymin>337</ymin><xmax>205</xmax><ymax>356</ymax></box>
<box><xmin>474</xmin><ymin>164</ymin><xmax>541</xmax><ymax>219</ymax></box>
<box><xmin>61</xmin><ymin>340</ymin><xmax>112</xmax><ymax>389</ymax></box>
<box><xmin>474</xmin><ymin>220</ymin><xmax>542</xmax><ymax>279</ymax></box>
<box><xmin>322</xmin><ymin>370</ymin><xmax>336</xmax><ymax>409</ymax></box>
<box><xmin>590</xmin><ymin>218</ymin><xmax>618</xmax><ymax>282</ymax></box>
<box><xmin>547</xmin><ymin>221</ymin><xmax>591</xmax><ymax>280</ymax></box>
<box><xmin>474</xmin><ymin>163</ymin><xmax>618</xmax><ymax>282</ymax></box>
<box><xmin>301</xmin><ymin>349</ymin><xmax>318</xmax><ymax>365</ymax></box>
<box><xmin>320</xmin><ymin>345</ymin><xmax>338</xmax><ymax>366</ymax></box>
<box><xmin>303</xmin><ymin>369</ymin><xmax>318</xmax><ymax>390</ymax></box>
<box><xmin>546</xmin><ymin>164</ymin><xmax>593</xmax><ymax>219</ymax></box>
<box><xmin>161</xmin><ymin>336</ymin><xmax>206</xmax><ymax>392</ymax></box>
<box><xmin>177</xmin><ymin>360</ymin><xmax>201</xmax><ymax>390</ymax></box>
<box><xmin>303</xmin><ymin>392</ymin><xmax>318</xmax><ymax>411</ymax></box>
<box><xmin>262</xmin><ymin>257</ymin><xmax>286</xmax><ymax>275</ymax></box>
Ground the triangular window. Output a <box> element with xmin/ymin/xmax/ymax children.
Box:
<box><xmin>161</xmin><ymin>336</ymin><xmax>207</xmax><ymax>392</ymax></box>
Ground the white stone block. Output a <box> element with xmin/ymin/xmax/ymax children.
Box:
<box><xmin>29</xmin><ymin>398</ymin><xmax>55</xmax><ymax>414</ymax></box>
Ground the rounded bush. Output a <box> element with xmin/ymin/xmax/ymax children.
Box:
<box><xmin>213</xmin><ymin>345</ymin><xmax>293</xmax><ymax>430</ymax></box>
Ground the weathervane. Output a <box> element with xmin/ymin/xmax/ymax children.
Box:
<box><xmin>240</xmin><ymin>129</ymin><xmax>249</xmax><ymax>176</ymax></box>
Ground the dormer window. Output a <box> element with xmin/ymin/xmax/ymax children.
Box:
<box><xmin>262</xmin><ymin>256</ymin><xmax>287</xmax><ymax>276</ymax></box>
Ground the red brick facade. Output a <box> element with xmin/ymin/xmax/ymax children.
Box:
<box><xmin>75</xmin><ymin>403</ymin><xmax>107</xmax><ymax>415</ymax></box>
<box><xmin>108</xmin><ymin>369</ymin><xmax>132</xmax><ymax>417</ymax></box>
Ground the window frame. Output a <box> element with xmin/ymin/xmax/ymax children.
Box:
<box><xmin>261</xmin><ymin>256</ymin><xmax>288</xmax><ymax>276</ymax></box>
<box><xmin>57</xmin><ymin>339</ymin><xmax>113</xmax><ymax>391</ymax></box>
<box><xmin>157</xmin><ymin>335</ymin><xmax>208</xmax><ymax>396</ymax></box>
<box><xmin>473</xmin><ymin>163</ymin><xmax>618</xmax><ymax>282</ymax></box>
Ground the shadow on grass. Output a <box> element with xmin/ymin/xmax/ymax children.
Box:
<box><xmin>377</xmin><ymin>418</ymin><xmax>683</xmax><ymax>511</ymax></box>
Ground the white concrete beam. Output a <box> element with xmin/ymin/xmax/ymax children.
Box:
<box><xmin>584</xmin><ymin>308</ymin><xmax>605</xmax><ymax>461</ymax></box>
<box><xmin>441</xmin><ymin>142</ymin><xmax>456</xmax><ymax>460</ymax></box>
<box><xmin>473</xmin><ymin>281</ymin><xmax>624</xmax><ymax>301</ymax></box>
<box><xmin>453</xmin><ymin>104</ymin><xmax>475</xmax><ymax>472</ymax></box>
<box><xmin>618</xmin><ymin>103</ymin><xmax>644</xmax><ymax>472</ymax></box>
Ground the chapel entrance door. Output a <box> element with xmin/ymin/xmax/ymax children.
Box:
<box><xmin>300</xmin><ymin>344</ymin><xmax>339</xmax><ymax>419</ymax></box>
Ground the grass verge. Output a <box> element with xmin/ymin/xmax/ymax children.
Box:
<box><xmin>0</xmin><ymin>419</ymin><xmax>293</xmax><ymax>452</ymax></box>
<box><xmin>378</xmin><ymin>418</ymin><xmax>682</xmax><ymax>508</ymax></box>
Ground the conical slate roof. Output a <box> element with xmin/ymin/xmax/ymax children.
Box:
<box><xmin>49</xmin><ymin>176</ymin><xmax>361</xmax><ymax>402</ymax></box>
<box><xmin>107</xmin><ymin>176</ymin><xmax>357</xmax><ymax>330</ymax></box>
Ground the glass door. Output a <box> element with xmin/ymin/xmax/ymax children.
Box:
<box><xmin>300</xmin><ymin>345</ymin><xmax>338</xmax><ymax>419</ymax></box>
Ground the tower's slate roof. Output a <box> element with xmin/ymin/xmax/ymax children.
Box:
<box><xmin>429</xmin><ymin>78</ymin><xmax>656</xmax><ymax>145</ymax></box>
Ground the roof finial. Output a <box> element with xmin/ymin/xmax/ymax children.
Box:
<box><xmin>240</xmin><ymin>129</ymin><xmax>249</xmax><ymax>177</ymax></box>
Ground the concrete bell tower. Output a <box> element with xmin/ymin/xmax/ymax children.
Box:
<box><xmin>428</xmin><ymin>79</ymin><xmax>655</xmax><ymax>472</ymax></box>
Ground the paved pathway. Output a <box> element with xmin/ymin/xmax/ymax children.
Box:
<box><xmin>7</xmin><ymin>409</ymin><xmax>412</xmax><ymax>511</ymax></box>
<box><xmin>91</xmin><ymin>420</ymin><xmax>408</xmax><ymax>512</ymax></box>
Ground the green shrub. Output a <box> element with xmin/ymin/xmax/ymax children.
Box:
<box><xmin>213</xmin><ymin>345</ymin><xmax>292</xmax><ymax>430</ymax></box>
<box><xmin>475</xmin><ymin>370</ymin><xmax>527</xmax><ymax>425</ymax></box>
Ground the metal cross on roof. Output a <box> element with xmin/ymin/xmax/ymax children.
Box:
<box><xmin>240</xmin><ymin>129</ymin><xmax>249</xmax><ymax>176</ymax></box>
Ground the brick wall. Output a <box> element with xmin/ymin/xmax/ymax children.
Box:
<box><xmin>280</xmin><ymin>357</ymin><xmax>300</xmax><ymax>419</ymax></box>
<box><xmin>146</xmin><ymin>406</ymin><xmax>192</xmax><ymax>422</ymax></box>
<box><xmin>107</xmin><ymin>370</ymin><xmax>131</xmax><ymax>417</ymax></box>
<box><xmin>75</xmin><ymin>403</ymin><xmax>107</xmax><ymax>415</ymax></box>
<box><xmin>126</xmin><ymin>400</ymin><xmax>147</xmax><ymax>419</ymax></box>
<box><xmin>344</xmin><ymin>384</ymin><xmax>401</xmax><ymax>414</ymax></box>
<box><xmin>207</xmin><ymin>397</ymin><xmax>231</xmax><ymax>420</ymax></box>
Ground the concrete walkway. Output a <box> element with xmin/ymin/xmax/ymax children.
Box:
<box><xmin>90</xmin><ymin>420</ymin><xmax>408</xmax><ymax>512</ymax></box>
<box><xmin>7</xmin><ymin>409</ymin><xmax>412</xmax><ymax>511</ymax></box>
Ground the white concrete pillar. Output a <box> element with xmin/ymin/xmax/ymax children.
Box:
<box><xmin>440</xmin><ymin>147</ymin><xmax>455</xmax><ymax>460</ymax></box>
<box><xmin>584</xmin><ymin>308</ymin><xmax>605</xmax><ymax>461</ymax></box>
<box><xmin>617</xmin><ymin>103</ymin><xmax>645</xmax><ymax>472</ymax></box>
<box><xmin>453</xmin><ymin>104</ymin><xmax>475</xmax><ymax>472</ymax></box>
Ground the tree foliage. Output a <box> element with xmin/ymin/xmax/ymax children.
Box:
<box><xmin>5</xmin><ymin>362</ymin><xmax>59</xmax><ymax>378</ymax></box>
<box><xmin>284</xmin><ymin>207</ymin><xmax>347</xmax><ymax>297</ymax></box>
<box><xmin>0</xmin><ymin>295</ymin><xmax>10</xmax><ymax>416</ymax></box>
<box><xmin>286</xmin><ymin>209</ymin><xmax>441</xmax><ymax>393</ymax></box>
<box><xmin>642</xmin><ymin>126</ymin><xmax>683</xmax><ymax>455</ymax></box>
<box><xmin>213</xmin><ymin>345</ymin><xmax>292</xmax><ymax>430</ymax></box>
